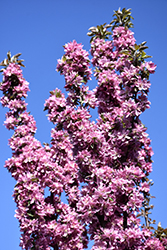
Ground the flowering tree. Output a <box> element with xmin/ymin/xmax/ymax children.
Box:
<box><xmin>0</xmin><ymin>7</ymin><xmax>167</xmax><ymax>250</ymax></box>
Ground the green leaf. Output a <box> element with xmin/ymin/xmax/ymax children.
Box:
<box><xmin>134</xmin><ymin>44</ymin><xmax>140</xmax><ymax>50</ymax></box>
<box><xmin>27</xmin><ymin>212</ymin><xmax>34</xmax><ymax>218</ymax></box>
<box><xmin>120</xmin><ymin>50</ymin><xmax>130</xmax><ymax>55</ymax></box>
<box><xmin>139</xmin><ymin>46</ymin><xmax>148</xmax><ymax>51</ymax></box>
<box><xmin>143</xmin><ymin>55</ymin><xmax>152</xmax><ymax>59</ymax></box>
<box><xmin>62</xmin><ymin>55</ymin><xmax>66</xmax><ymax>62</ymax></box>
<box><xmin>87</xmin><ymin>32</ymin><xmax>92</xmax><ymax>36</ymax></box>
<box><xmin>7</xmin><ymin>51</ymin><xmax>11</xmax><ymax>60</ymax></box>
<box><xmin>31</xmin><ymin>177</ymin><xmax>39</xmax><ymax>182</ymax></box>
<box><xmin>111</xmin><ymin>7</ymin><xmax>134</xmax><ymax>30</ymax></box>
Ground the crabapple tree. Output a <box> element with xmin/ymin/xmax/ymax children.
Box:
<box><xmin>0</xmin><ymin>7</ymin><xmax>167</xmax><ymax>250</ymax></box>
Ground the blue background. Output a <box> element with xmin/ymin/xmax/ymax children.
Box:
<box><xmin>0</xmin><ymin>0</ymin><xmax>167</xmax><ymax>249</ymax></box>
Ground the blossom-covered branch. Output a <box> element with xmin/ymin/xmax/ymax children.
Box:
<box><xmin>1</xmin><ymin>7</ymin><xmax>167</xmax><ymax>250</ymax></box>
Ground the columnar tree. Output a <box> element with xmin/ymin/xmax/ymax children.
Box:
<box><xmin>0</xmin><ymin>8</ymin><xmax>167</xmax><ymax>250</ymax></box>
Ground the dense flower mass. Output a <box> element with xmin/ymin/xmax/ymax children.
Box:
<box><xmin>0</xmin><ymin>62</ymin><xmax>87</xmax><ymax>249</ymax></box>
<box><xmin>1</xmin><ymin>9</ymin><xmax>167</xmax><ymax>250</ymax></box>
<box><xmin>112</xmin><ymin>26</ymin><xmax>136</xmax><ymax>49</ymax></box>
<box><xmin>56</xmin><ymin>40</ymin><xmax>96</xmax><ymax>109</ymax></box>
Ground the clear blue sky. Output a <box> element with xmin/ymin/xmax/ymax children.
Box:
<box><xmin>0</xmin><ymin>1</ymin><xmax>167</xmax><ymax>249</ymax></box>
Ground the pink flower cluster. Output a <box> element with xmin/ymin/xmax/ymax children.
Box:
<box><xmin>112</xmin><ymin>26</ymin><xmax>136</xmax><ymax>49</ymax></box>
<box><xmin>57</xmin><ymin>40</ymin><xmax>92</xmax><ymax>89</ymax></box>
<box><xmin>0</xmin><ymin>63</ymin><xmax>87</xmax><ymax>249</ymax></box>
<box><xmin>1</xmin><ymin>25</ymin><xmax>166</xmax><ymax>250</ymax></box>
<box><xmin>57</xmin><ymin>40</ymin><xmax>96</xmax><ymax>109</ymax></box>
